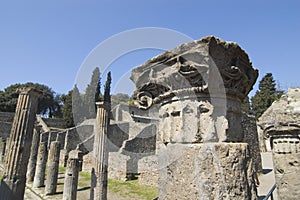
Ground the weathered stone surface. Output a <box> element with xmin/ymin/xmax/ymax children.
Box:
<box><xmin>258</xmin><ymin>88</ymin><xmax>300</xmax><ymax>199</ymax></box>
<box><xmin>273</xmin><ymin>152</ymin><xmax>300</xmax><ymax>200</ymax></box>
<box><xmin>131</xmin><ymin>36</ymin><xmax>258</xmax><ymax>143</ymax></box>
<box><xmin>0</xmin><ymin>137</ymin><xmax>6</xmax><ymax>165</ymax></box>
<box><xmin>91</xmin><ymin>102</ymin><xmax>110</xmax><ymax>200</ymax></box>
<box><xmin>68</xmin><ymin>149</ymin><xmax>84</xmax><ymax>171</ymax></box>
<box><xmin>158</xmin><ymin>143</ymin><xmax>255</xmax><ymax>200</ymax></box>
<box><xmin>138</xmin><ymin>155</ymin><xmax>158</xmax><ymax>187</ymax></box>
<box><xmin>107</xmin><ymin>152</ymin><xmax>129</xmax><ymax>181</ymax></box>
<box><xmin>131</xmin><ymin>36</ymin><xmax>258</xmax><ymax>199</ymax></box>
<box><xmin>0</xmin><ymin>88</ymin><xmax>41</xmax><ymax>200</ymax></box>
<box><xmin>259</xmin><ymin>88</ymin><xmax>300</xmax><ymax>128</ymax></box>
<box><xmin>33</xmin><ymin>141</ymin><xmax>48</xmax><ymax>188</ymax></box>
<box><xmin>242</xmin><ymin>113</ymin><xmax>262</xmax><ymax>172</ymax></box>
<box><xmin>45</xmin><ymin>141</ymin><xmax>61</xmax><ymax>195</ymax></box>
<box><xmin>0</xmin><ymin>112</ymin><xmax>14</xmax><ymax>140</ymax></box>
<box><xmin>63</xmin><ymin>158</ymin><xmax>80</xmax><ymax>200</ymax></box>
<box><xmin>27</xmin><ymin>125</ymin><xmax>42</xmax><ymax>182</ymax></box>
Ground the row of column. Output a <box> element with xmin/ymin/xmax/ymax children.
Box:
<box><xmin>0</xmin><ymin>87</ymin><xmax>110</xmax><ymax>200</ymax></box>
<box><xmin>27</xmin><ymin>135</ymin><xmax>81</xmax><ymax>200</ymax></box>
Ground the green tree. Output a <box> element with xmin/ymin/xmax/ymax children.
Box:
<box><xmin>251</xmin><ymin>73</ymin><xmax>284</xmax><ymax>119</ymax></box>
<box><xmin>61</xmin><ymin>90</ymin><xmax>74</xmax><ymax>128</ymax></box>
<box><xmin>104</xmin><ymin>71</ymin><xmax>112</xmax><ymax>104</ymax></box>
<box><xmin>72</xmin><ymin>85</ymin><xmax>84</xmax><ymax>124</ymax></box>
<box><xmin>111</xmin><ymin>93</ymin><xmax>130</xmax><ymax>108</ymax></box>
<box><xmin>0</xmin><ymin>82</ymin><xmax>61</xmax><ymax>116</ymax></box>
<box><xmin>84</xmin><ymin>67</ymin><xmax>101</xmax><ymax>119</ymax></box>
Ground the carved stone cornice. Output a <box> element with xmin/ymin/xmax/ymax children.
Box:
<box><xmin>131</xmin><ymin>36</ymin><xmax>258</xmax><ymax>110</ymax></box>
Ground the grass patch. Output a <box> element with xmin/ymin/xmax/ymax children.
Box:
<box><xmin>108</xmin><ymin>179</ymin><xmax>158</xmax><ymax>200</ymax></box>
<box><xmin>59</xmin><ymin>166</ymin><xmax>66</xmax><ymax>173</ymax></box>
<box><xmin>78</xmin><ymin>171</ymin><xmax>91</xmax><ymax>187</ymax></box>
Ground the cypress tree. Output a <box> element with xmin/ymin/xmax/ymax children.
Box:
<box><xmin>84</xmin><ymin>67</ymin><xmax>101</xmax><ymax>119</ymax></box>
<box><xmin>251</xmin><ymin>73</ymin><xmax>283</xmax><ymax>119</ymax></box>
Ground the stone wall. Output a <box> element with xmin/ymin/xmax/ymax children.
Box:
<box><xmin>242</xmin><ymin>113</ymin><xmax>262</xmax><ymax>172</ymax></box>
<box><xmin>64</xmin><ymin>125</ymin><xmax>94</xmax><ymax>152</ymax></box>
<box><xmin>42</xmin><ymin>118</ymin><xmax>66</xmax><ymax>129</ymax></box>
<box><xmin>158</xmin><ymin>143</ymin><xmax>255</xmax><ymax>200</ymax></box>
<box><xmin>138</xmin><ymin>155</ymin><xmax>158</xmax><ymax>187</ymax></box>
<box><xmin>0</xmin><ymin>112</ymin><xmax>14</xmax><ymax>139</ymax></box>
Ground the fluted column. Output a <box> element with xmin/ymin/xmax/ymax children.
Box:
<box><xmin>63</xmin><ymin>158</ymin><xmax>80</xmax><ymax>200</ymax></box>
<box><xmin>27</xmin><ymin>125</ymin><xmax>42</xmax><ymax>182</ymax></box>
<box><xmin>45</xmin><ymin>141</ymin><xmax>61</xmax><ymax>195</ymax></box>
<box><xmin>0</xmin><ymin>88</ymin><xmax>41</xmax><ymax>200</ymax></box>
<box><xmin>91</xmin><ymin>102</ymin><xmax>110</xmax><ymax>200</ymax></box>
<box><xmin>33</xmin><ymin>141</ymin><xmax>48</xmax><ymax>188</ymax></box>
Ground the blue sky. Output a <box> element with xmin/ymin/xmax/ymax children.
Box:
<box><xmin>0</xmin><ymin>0</ymin><xmax>299</xmax><ymax>97</ymax></box>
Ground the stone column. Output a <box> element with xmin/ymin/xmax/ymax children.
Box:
<box><xmin>0</xmin><ymin>88</ymin><xmax>41</xmax><ymax>200</ymax></box>
<box><xmin>33</xmin><ymin>141</ymin><xmax>48</xmax><ymax>188</ymax></box>
<box><xmin>91</xmin><ymin>102</ymin><xmax>110</xmax><ymax>200</ymax></box>
<box><xmin>69</xmin><ymin>149</ymin><xmax>84</xmax><ymax>171</ymax></box>
<box><xmin>63</xmin><ymin>158</ymin><xmax>80</xmax><ymax>200</ymax></box>
<box><xmin>131</xmin><ymin>36</ymin><xmax>259</xmax><ymax>199</ymax></box>
<box><xmin>267</xmin><ymin>128</ymin><xmax>300</xmax><ymax>200</ymax></box>
<box><xmin>27</xmin><ymin>125</ymin><xmax>42</xmax><ymax>182</ymax></box>
<box><xmin>0</xmin><ymin>137</ymin><xmax>6</xmax><ymax>165</ymax></box>
<box><xmin>45</xmin><ymin>141</ymin><xmax>61</xmax><ymax>195</ymax></box>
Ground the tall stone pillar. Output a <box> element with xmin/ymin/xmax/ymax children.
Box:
<box><xmin>0</xmin><ymin>88</ymin><xmax>41</xmax><ymax>200</ymax></box>
<box><xmin>91</xmin><ymin>102</ymin><xmax>110</xmax><ymax>200</ymax></box>
<box><xmin>63</xmin><ymin>158</ymin><xmax>80</xmax><ymax>200</ymax></box>
<box><xmin>33</xmin><ymin>141</ymin><xmax>48</xmax><ymax>188</ymax></box>
<box><xmin>45</xmin><ymin>141</ymin><xmax>61</xmax><ymax>195</ymax></box>
<box><xmin>27</xmin><ymin>125</ymin><xmax>42</xmax><ymax>182</ymax></box>
<box><xmin>91</xmin><ymin>72</ymin><xmax>111</xmax><ymax>200</ymax></box>
<box><xmin>131</xmin><ymin>36</ymin><xmax>259</xmax><ymax>199</ymax></box>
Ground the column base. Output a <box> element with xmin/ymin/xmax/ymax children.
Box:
<box><xmin>158</xmin><ymin>143</ymin><xmax>256</xmax><ymax>200</ymax></box>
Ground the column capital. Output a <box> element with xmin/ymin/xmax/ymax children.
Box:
<box><xmin>17</xmin><ymin>87</ymin><xmax>43</xmax><ymax>97</ymax></box>
<box><xmin>96</xmin><ymin>101</ymin><xmax>110</xmax><ymax>110</ymax></box>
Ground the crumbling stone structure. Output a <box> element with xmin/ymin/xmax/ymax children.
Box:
<box><xmin>0</xmin><ymin>88</ymin><xmax>41</xmax><ymax>200</ymax></box>
<box><xmin>33</xmin><ymin>141</ymin><xmax>48</xmax><ymax>188</ymax></box>
<box><xmin>90</xmin><ymin>72</ymin><xmax>111</xmax><ymax>200</ymax></box>
<box><xmin>45</xmin><ymin>141</ymin><xmax>61</xmax><ymax>195</ymax></box>
<box><xmin>63</xmin><ymin>158</ymin><xmax>80</xmax><ymax>200</ymax></box>
<box><xmin>27</xmin><ymin>125</ymin><xmax>42</xmax><ymax>182</ymax></box>
<box><xmin>131</xmin><ymin>36</ymin><xmax>258</xmax><ymax>199</ymax></box>
<box><xmin>258</xmin><ymin>88</ymin><xmax>300</xmax><ymax>200</ymax></box>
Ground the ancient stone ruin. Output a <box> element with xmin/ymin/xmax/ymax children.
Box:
<box><xmin>131</xmin><ymin>36</ymin><xmax>259</xmax><ymax>199</ymax></box>
<box><xmin>0</xmin><ymin>88</ymin><xmax>41</xmax><ymax>199</ymax></box>
<box><xmin>258</xmin><ymin>88</ymin><xmax>300</xmax><ymax>200</ymax></box>
<box><xmin>0</xmin><ymin>37</ymin><xmax>266</xmax><ymax>200</ymax></box>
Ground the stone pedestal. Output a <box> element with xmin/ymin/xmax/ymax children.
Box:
<box><xmin>159</xmin><ymin>143</ymin><xmax>255</xmax><ymax>200</ymax></box>
<box><xmin>33</xmin><ymin>141</ymin><xmax>48</xmax><ymax>188</ymax></box>
<box><xmin>45</xmin><ymin>141</ymin><xmax>61</xmax><ymax>195</ymax></box>
<box><xmin>27</xmin><ymin>125</ymin><xmax>42</xmax><ymax>182</ymax></box>
<box><xmin>0</xmin><ymin>88</ymin><xmax>40</xmax><ymax>200</ymax></box>
<box><xmin>63</xmin><ymin>158</ymin><xmax>80</xmax><ymax>200</ymax></box>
